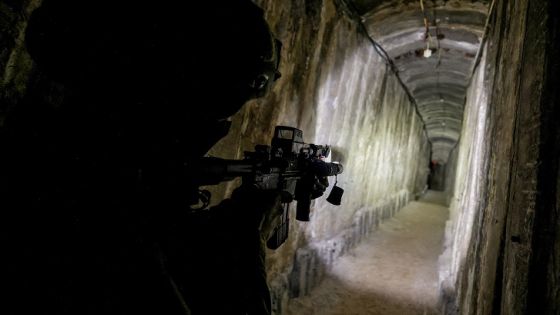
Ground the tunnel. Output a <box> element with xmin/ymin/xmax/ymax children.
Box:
<box><xmin>0</xmin><ymin>0</ymin><xmax>559</xmax><ymax>314</ymax></box>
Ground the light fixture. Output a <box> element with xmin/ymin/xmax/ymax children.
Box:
<box><xmin>420</xmin><ymin>0</ymin><xmax>432</xmax><ymax>59</ymax></box>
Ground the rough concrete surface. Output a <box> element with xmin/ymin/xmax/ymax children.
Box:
<box><xmin>354</xmin><ymin>0</ymin><xmax>489</xmax><ymax>163</ymax></box>
<box><xmin>285</xmin><ymin>191</ymin><xmax>448</xmax><ymax>315</ymax></box>
<box><xmin>438</xmin><ymin>46</ymin><xmax>490</xmax><ymax>314</ymax></box>
<box><xmin>440</xmin><ymin>0</ymin><xmax>560</xmax><ymax>314</ymax></box>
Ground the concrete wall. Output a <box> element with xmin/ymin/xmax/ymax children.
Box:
<box><xmin>205</xmin><ymin>0</ymin><xmax>430</xmax><ymax>312</ymax></box>
<box><xmin>439</xmin><ymin>0</ymin><xmax>560</xmax><ymax>314</ymax></box>
<box><xmin>438</xmin><ymin>46</ymin><xmax>491</xmax><ymax>314</ymax></box>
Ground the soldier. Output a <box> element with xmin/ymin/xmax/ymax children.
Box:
<box><xmin>3</xmin><ymin>1</ymin><xmax>283</xmax><ymax>314</ymax></box>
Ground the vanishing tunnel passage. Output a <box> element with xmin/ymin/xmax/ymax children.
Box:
<box><xmin>243</xmin><ymin>1</ymin><xmax>494</xmax><ymax>314</ymax></box>
<box><xmin>355</xmin><ymin>0</ymin><xmax>489</xmax><ymax>164</ymax></box>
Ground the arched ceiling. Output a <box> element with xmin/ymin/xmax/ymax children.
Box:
<box><xmin>348</xmin><ymin>0</ymin><xmax>489</xmax><ymax>163</ymax></box>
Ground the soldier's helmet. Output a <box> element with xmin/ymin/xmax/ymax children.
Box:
<box><xmin>26</xmin><ymin>0</ymin><xmax>281</xmax><ymax>121</ymax></box>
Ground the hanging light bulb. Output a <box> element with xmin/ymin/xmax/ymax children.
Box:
<box><xmin>420</xmin><ymin>0</ymin><xmax>432</xmax><ymax>59</ymax></box>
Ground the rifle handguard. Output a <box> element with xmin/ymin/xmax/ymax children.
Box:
<box><xmin>295</xmin><ymin>161</ymin><xmax>343</xmax><ymax>222</ymax></box>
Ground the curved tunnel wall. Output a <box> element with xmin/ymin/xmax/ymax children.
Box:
<box><xmin>439</xmin><ymin>47</ymin><xmax>490</xmax><ymax>312</ymax></box>
<box><xmin>357</xmin><ymin>0</ymin><xmax>489</xmax><ymax>164</ymax></box>
<box><xmin>439</xmin><ymin>0</ymin><xmax>560</xmax><ymax>313</ymax></box>
<box><xmin>206</xmin><ymin>0</ymin><xmax>430</xmax><ymax>311</ymax></box>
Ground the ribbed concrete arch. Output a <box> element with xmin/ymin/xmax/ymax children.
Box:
<box><xmin>348</xmin><ymin>0</ymin><xmax>489</xmax><ymax>162</ymax></box>
<box><xmin>418</xmin><ymin>96</ymin><xmax>464</xmax><ymax>108</ymax></box>
<box><xmin>377</xmin><ymin>28</ymin><xmax>481</xmax><ymax>55</ymax></box>
<box><xmin>405</xmin><ymin>71</ymin><xmax>468</xmax><ymax>87</ymax></box>
<box><xmin>411</xmin><ymin>84</ymin><xmax>466</xmax><ymax>98</ymax></box>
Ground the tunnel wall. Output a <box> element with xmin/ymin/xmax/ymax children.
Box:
<box><xmin>438</xmin><ymin>47</ymin><xmax>491</xmax><ymax>314</ymax></box>
<box><xmin>206</xmin><ymin>0</ymin><xmax>430</xmax><ymax>312</ymax></box>
<box><xmin>439</xmin><ymin>0</ymin><xmax>560</xmax><ymax>314</ymax></box>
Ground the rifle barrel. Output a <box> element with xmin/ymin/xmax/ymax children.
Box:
<box><xmin>191</xmin><ymin>157</ymin><xmax>343</xmax><ymax>185</ymax></box>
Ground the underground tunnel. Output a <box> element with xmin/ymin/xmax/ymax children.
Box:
<box><xmin>0</xmin><ymin>0</ymin><xmax>559</xmax><ymax>314</ymax></box>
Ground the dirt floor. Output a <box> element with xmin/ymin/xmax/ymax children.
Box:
<box><xmin>286</xmin><ymin>191</ymin><xmax>449</xmax><ymax>315</ymax></box>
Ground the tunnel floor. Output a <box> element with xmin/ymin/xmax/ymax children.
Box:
<box><xmin>286</xmin><ymin>191</ymin><xmax>449</xmax><ymax>315</ymax></box>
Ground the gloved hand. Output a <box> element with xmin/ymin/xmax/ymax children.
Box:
<box><xmin>311</xmin><ymin>175</ymin><xmax>329</xmax><ymax>199</ymax></box>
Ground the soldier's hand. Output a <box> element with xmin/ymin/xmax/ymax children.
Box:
<box><xmin>310</xmin><ymin>175</ymin><xmax>329</xmax><ymax>199</ymax></box>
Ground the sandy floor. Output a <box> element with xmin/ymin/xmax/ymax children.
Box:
<box><xmin>286</xmin><ymin>191</ymin><xmax>449</xmax><ymax>315</ymax></box>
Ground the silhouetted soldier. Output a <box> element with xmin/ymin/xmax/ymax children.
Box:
<box><xmin>2</xmin><ymin>1</ymin><xmax>284</xmax><ymax>314</ymax></box>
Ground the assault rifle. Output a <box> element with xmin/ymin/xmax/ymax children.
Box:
<box><xmin>189</xmin><ymin>126</ymin><xmax>344</xmax><ymax>249</ymax></box>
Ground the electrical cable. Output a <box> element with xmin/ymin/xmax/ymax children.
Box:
<box><xmin>431</xmin><ymin>4</ymin><xmax>443</xmax><ymax>68</ymax></box>
<box><xmin>338</xmin><ymin>0</ymin><xmax>433</xmax><ymax>146</ymax></box>
<box><xmin>447</xmin><ymin>0</ymin><xmax>497</xmax><ymax>154</ymax></box>
<box><xmin>468</xmin><ymin>0</ymin><xmax>496</xmax><ymax>80</ymax></box>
